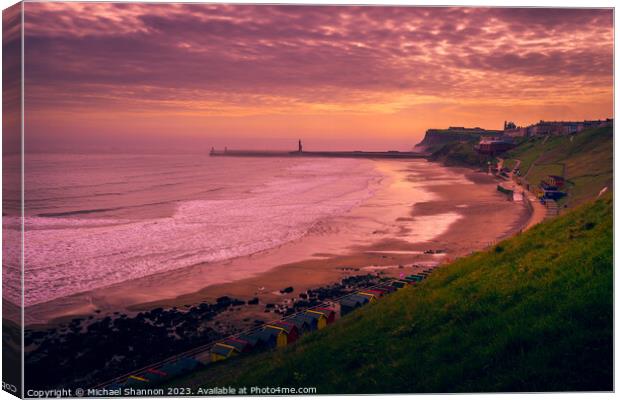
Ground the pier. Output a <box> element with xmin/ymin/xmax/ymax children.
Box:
<box><xmin>210</xmin><ymin>141</ymin><xmax>429</xmax><ymax>159</ymax></box>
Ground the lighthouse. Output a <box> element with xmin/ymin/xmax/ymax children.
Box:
<box><xmin>298</xmin><ymin>139</ymin><xmax>303</xmax><ymax>153</ymax></box>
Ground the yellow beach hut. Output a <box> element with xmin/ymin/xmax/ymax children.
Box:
<box><xmin>357</xmin><ymin>291</ymin><xmax>378</xmax><ymax>303</ymax></box>
<box><xmin>304</xmin><ymin>310</ymin><xmax>328</xmax><ymax>330</ymax></box>
<box><xmin>262</xmin><ymin>326</ymin><xmax>289</xmax><ymax>348</ymax></box>
<box><xmin>210</xmin><ymin>342</ymin><xmax>239</xmax><ymax>362</ymax></box>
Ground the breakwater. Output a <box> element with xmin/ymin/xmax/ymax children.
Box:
<box><xmin>210</xmin><ymin>149</ymin><xmax>429</xmax><ymax>159</ymax></box>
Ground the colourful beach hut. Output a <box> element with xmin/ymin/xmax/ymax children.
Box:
<box><xmin>288</xmin><ymin>314</ymin><xmax>314</xmax><ymax>333</ymax></box>
<box><xmin>406</xmin><ymin>275</ymin><xmax>424</xmax><ymax>282</ymax></box>
<box><xmin>375</xmin><ymin>284</ymin><xmax>397</xmax><ymax>294</ymax></box>
<box><xmin>357</xmin><ymin>291</ymin><xmax>379</xmax><ymax>303</ymax></box>
<box><xmin>147</xmin><ymin>367</ymin><xmax>168</xmax><ymax>378</ymax></box>
<box><xmin>313</xmin><ymin>307</ymin><xmax>336</xmax><ymax>324</ymax></box>
<box><xmin>210</xmin><ymin>342</ymin><xmax>240</xmax><ymax>362</ymax></box>
<box><xmin>339</xmin><ymin>294</ymin><xmax>369</xmax><ymax>316</ymax></box>
<box><xmin>391</xmin><ymin>280</ymin><xmax>408</xmax><ymax>289</ymax></box>
<box><xmin>159</xmin><ymin>357</ymin><xmax>200</xmax><ymax>378</ymax></box>
<box><xmin>259</xmin><ymin>326</ymin><xmax>288</xmax><ymax>348</ymax></box>
<box><xmin>303</xmin><ymin>310</ymin><xmax>328</xmax><ymax>330</ymax></box>
<box><xmin>139</xmin><ymin>369</ymin><xmax>166</xmax><ymax>384</ymax></box>
<box><xmin>103</xmin><ymin>382</ymin><xmax>126</xmax><ymax>391</ymax></box>
<box><xmin>125</xmin><ymin>374</ymin><xmax>150</xmax><ymax>388</ymax></box>
<box><xmin>238</xmin><ymin>332</ymin><xmax>267</xmax><ymax>350</ymax></box>
<box><xmin>269</xmin><ymin>321</ymin><xmax>299</xmax><ymax>344</ymax></box>
<box><xmin>364</xmin><ymin>288</ymin><xmax>387</xmax><ymax>297</ymax></box>
<box><xmin>223</xmin><ymin>337</ymin><xmax>252</xmax><ymax>353</ymax></box>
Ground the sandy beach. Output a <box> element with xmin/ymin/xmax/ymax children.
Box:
<box><xmin>24</xmin><ymin>159</ymin><xmax>530</xmax><ymax>327</ymax></box>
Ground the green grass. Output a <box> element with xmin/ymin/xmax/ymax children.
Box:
<box><xmin>168</xmin><ymin>195</ymin><xmax>613</xmax><ymax>393</ymax></box>
<box><xmin>504</xmin><ymin>136</ymin><xmax>550</xmax><ymax>174</ymax></box>
<box><xmin>429</xmin><ymin>141</ymin><xmax>494</xmax><ymax>168</ymax></box>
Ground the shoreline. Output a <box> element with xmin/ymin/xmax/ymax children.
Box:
<box><xmin>23</xmin><ymin>159</ymin><xmax>531</xmax><ymax>328</ymax></box>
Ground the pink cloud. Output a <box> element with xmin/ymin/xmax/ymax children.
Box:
<box><xmin>21</xmin><ymin>3</ymin><xmax>613</xmax><ymax>145</ymax></box>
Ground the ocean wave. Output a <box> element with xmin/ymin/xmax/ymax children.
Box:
<box><xmin>19</xmin><ymin>158</ymin><xmax>382</xmax><ymax>306</ymax></box>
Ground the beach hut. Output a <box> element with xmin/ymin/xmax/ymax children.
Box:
<box><xmin>287</xmin><ymin>314</ymin><xmax>314</xmax><ymax>333</ymax></box>
<box><xmin>125</xmin><ymin>375</ymin><xmax>150</xmax><ymax>388</ymax></box>
<box><xmin>391</xmin><ymin>280</ymin><xmax>408</xmax><ymax>289</ymax></box>
<box><xmin>357</xmin><ymin>291</ymin><xmax>379</xmax><ymax>303</ymax></box>
<box><xmin>138</xmin><ymin>369</ymin><xmax>167</xmax><ymax>384</ymax></box>
<box><xmin>223</xmin><ymin>337</ymin><xmax>252</xmax><ymax>353</ymax></box>
<box><xmin>375</xmin><ymin>284</ymin><xmax>397</xmax><ymax>294</ymax></box>
<box><xmin>238</xmin><ymin>332</ymin><xmax>267</xmax><ymax>350</ymax></box>
<box><xmin>269</xmin><ymin>321</ymin><xmax>299</xmax><ymax>344</ymax></box>
<box><xmin>210</xmin><ymin>342</ymin><xmax>239</xmax><ymax>362</ymax></box>
<box><xmin>406</xmin><ymin>275</ymin><xmax>424</xmax><ymax>282</ymax></box>
<box><xmin>339</xmin><ymin>294</ymin><xmax>369</xmax><ymax>316</ymax></box>
<box><xmin>158</xmin><ymin>357</ymin><xmax>200</xmax><ymax>378</ymax></box>
<box><xmin>303</xmin><ymin>310</ymin><xmax>328</xmax><ymax>330</ymax></box>
<box><xmin>313</xmin><ymin>307</ymin><xmax>336</xmax><ymax>324</ymax></box>
<box><xmin>259</xmin><ymin>326</ymin><xmax>288</xmax><ymax>348</ymax></box>
<box><xmin>365</xmin><ymin>288</ymin><xmax>388</xmax><ymax>297</ymax></box>
<box><xmin>103</xmin><ymin>382</ymin><xmax>126</xmax><ymax>391</ymax></box>
<box><xmin>362</xmin><ymin>289</ymin><xmax>384</xmax><ymax>298</ymax></box>
<box><xmin>147</xmin><ymin>367</ymin><xmax>168</xmax><ymax>378</ymax></box>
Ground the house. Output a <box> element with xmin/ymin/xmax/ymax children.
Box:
<box><xmin>476</xmin><ymin>138</ymin><xmax>514</xmax><ymax>155</ymax></box>
<box><xmin>339</xmin><ymin>294</ymin><xmax>369</xmax><ymax>316</ymax></box>
<box><xmin>210</xmin><ymin>342</ymin><xmax>239</xmax><ymax>362</ymax></box>
<box><xmin>303</xmin><ymin>310</ymin><xmax>328</xmax><ymax>330</ymax></box>
<box><xmin>523</xmin><ymin>118</ymin><xmax>613</xmax><ymax>137</ymax></box>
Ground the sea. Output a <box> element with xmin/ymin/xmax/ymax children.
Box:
<box><xmin>6</xmin><ymin>153</ymin><xmax>386</xmax><ymax>306</ymax></box>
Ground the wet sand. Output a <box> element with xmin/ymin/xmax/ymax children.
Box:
<box><xmin>24</xmin><ymin>160</ymin><xmax>530</xmax><ymax>326</ymax></box>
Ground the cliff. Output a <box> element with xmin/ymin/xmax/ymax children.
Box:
<box><xmin>416</xmin><ymin>127</ymin><xmax>503</xmax><ymax>148</ymax></box>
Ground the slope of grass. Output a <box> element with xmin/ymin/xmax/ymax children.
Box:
<box><xmin>505</xmin><ymin>127</ymin><xmax>612</xmax><ymax>207</ymax></box>
<box><xmin>169</xmin><ymin>195</ymin><xmax>613</xmax><ymax>393</ymax></box>
<box><xmin>429</xmin><ymin>141</ymin><xmax>494</xmax><ymax>168</ymax></box>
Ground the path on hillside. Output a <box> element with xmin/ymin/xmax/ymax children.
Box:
<box><xmin>497</xmin><ymin>157</ymin><xmax>547</xmax><ymax>231</ymax></box>
<box><xmin>523</xmin><ymin>192</ymin><xmax>548</xmax><ymax>231</ymax></box>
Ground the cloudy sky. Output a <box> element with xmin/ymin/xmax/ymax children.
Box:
<box><xmin>22</xmin><ymin>3</ymin><xmax>613</xmax><ymax>151</ymax></box>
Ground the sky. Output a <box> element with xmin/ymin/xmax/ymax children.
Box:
<box><xmin>21</xmin><ymin>3</ymin><xmax>614</xmax><ymax>151</ymax></box>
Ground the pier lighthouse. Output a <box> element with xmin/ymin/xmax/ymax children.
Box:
<box><xmin>298</xmin><ymin>139</ymin><xmax>303</xmax><ymax>153</ymax></box>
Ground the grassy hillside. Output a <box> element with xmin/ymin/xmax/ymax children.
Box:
<box><xmin>169</xmin><ymin>195</ymin><xmax>613</xmax><ymax>393</ymax></box>
<box><xmin>504</xmin><ymin>126</ymin><xmax>613</xmax><ymax>207</ymax></box>
<box><xmin>428</xmin><ymin>141</ymin><xmax>494</xmax><ymax>168</ymax></box>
